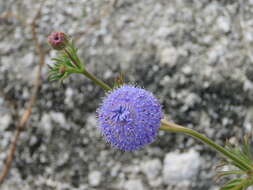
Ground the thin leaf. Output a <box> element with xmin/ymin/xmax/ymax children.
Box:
<box><xmin>220</xmin><ymin>179</ymin><xmax>243</xmax><ymax>190</ymax></box>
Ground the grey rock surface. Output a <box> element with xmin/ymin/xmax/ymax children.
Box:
<box><xmin>124</xmin><ymin>179</ymin><xmax>145</xmax><ymax>190</ymax></box>
<box><xmin>163</xmin><ymin>149</ymin><xmax>202</xmax><ymax>185</ymax></box>
<box><xmin>141</xmin><ymin>159</ymin><xmax>162</xmax><ymax>179</ymax></box>
<box><xmin>1</xmin><ymin>0</ymin><xmax>253</xmax><ymax>190</ymax></box>
<box><xmin>88</xmin><ymin>170</ymin><xmax>102</xmax><ymax>187</ymax></box>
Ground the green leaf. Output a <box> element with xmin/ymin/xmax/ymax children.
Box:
<box><xmin>220</xmin><ymin>179</ymin><xmax>244</xmax><ymax>190</ymax></box>
<box><xmin>216</xmin><ymin>170</ymin><xmax>245</xmax><ymax>179</ymax></box>
<box><xmin>242</xmin><ymin>135</ymin><xmax>253</xmax><ymax>161</ymax></box>
<box><xmin>224</xmin><ymin>139</ymin><xmax>253</xmax><ymax>171</ymax></box>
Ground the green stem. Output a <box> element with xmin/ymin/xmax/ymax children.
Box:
<box><xmin>63</xmin><ymin>48</ymin><xmax>112</xmax><ymax>92</ymax></box>
<box><xmin>81</xmin><ymin>69</ymin><xmax>112</xmax><ymax>92</ymax></box>
<box><xmin>160</xmin><ymin>119</ymin><xmax>253</xmax><ymax>171</ymax></box>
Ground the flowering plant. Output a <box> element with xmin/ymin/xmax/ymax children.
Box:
<box><xmin>48</xmin><ymin>32</ymin><xmax>253</xmax><ymax>190</ymax></box>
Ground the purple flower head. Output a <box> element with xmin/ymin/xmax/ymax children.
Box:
<box><xmin>98</xmin><ymin>85</ymin><xmax>163</xmax><ymax>151</ymax></box>
<box><xmin>48</xmin><ymin>32</ymin><xmax>68</xmax><ymax>50</ymax></box>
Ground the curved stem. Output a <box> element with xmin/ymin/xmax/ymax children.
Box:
<box><xmin>63</xmin><ymin>44</ymin><xmax>112</xmax><ymax>92</ymax></box>
<box><xmin>160</xmin><ymin>119</ymin><xmax>253</xmax><ymax>171</ymax></box>
<box><xmin>81</xmin><ymin>69</ymin><xmax>112</xmax><ymax>92</ymax></box>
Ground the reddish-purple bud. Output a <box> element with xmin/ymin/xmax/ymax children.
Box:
<box><xmin>48</xmin><ymin>32</ymin><xmax>68</xmax><ymax>50</ymax></box>
<box><xmin>59</xmin><ymin>65</ymin><xmax>66</xmax><ymax>74</ymax></box>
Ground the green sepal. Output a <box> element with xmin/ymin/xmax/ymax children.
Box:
<box><xmin>113</xmin><ymin>73</ymin><xmax>125</xmax><ymax>88</ymax></box>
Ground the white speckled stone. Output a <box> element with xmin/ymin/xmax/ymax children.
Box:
<box><xmin>163</xmin><ymin>149</ymin><xmax>202</xmax><ymax>185</ymax></box>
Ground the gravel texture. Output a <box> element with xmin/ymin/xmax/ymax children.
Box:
<box><xmin>1</xmin><ymin>0</ymin><xmax>253</xmax><ymax>189</ymax></box>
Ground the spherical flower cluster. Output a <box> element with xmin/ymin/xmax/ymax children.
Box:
<box><xmin>48</xmin><ymin>32</ymin><xmax>68</xmax><ymax>50</ymax></box>
<box><xmin>98</xmin><ymin>85</ymin><xmax>163</xmax><ymax>151</ymax></box>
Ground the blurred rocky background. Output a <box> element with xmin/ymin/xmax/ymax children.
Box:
<box><xmin>1</xmin><ymin>0</ymin><xmax>253</xmax><ymax>189</ymax></box>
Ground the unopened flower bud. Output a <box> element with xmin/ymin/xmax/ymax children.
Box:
<box><xmin>59</xmin><ymin>66</ymin><xmax>66</xmax><ymax>74</ymax></box>
<box><xmin>48</xmin><ymin>32</ymin><xmax>68</xmax><ymax>50</ymax></box>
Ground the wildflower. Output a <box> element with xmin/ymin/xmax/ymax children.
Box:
<box><xmin>98</xmin><ymin>85</ymin><xmax>163</xmax><ymax>151</ymax></box>
<box><xmin>48</xmin><ymin>32</ymin><xmax>68</xmax><ymax>50</ymax></box>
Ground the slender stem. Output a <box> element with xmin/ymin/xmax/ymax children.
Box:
<box><xmin>63</xmin><ymin>48</ymin><xmax>112</xmax><ymax>92</ymax></box>
<box><xmin>81</xmin><ymin>69</ymin><xmax>112</xmax><ymax>92</ymax></box>
<box><xmin>160</xmin><ymin>119</ymin><xmax>253</xmax><ymax>171</ymax></box>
